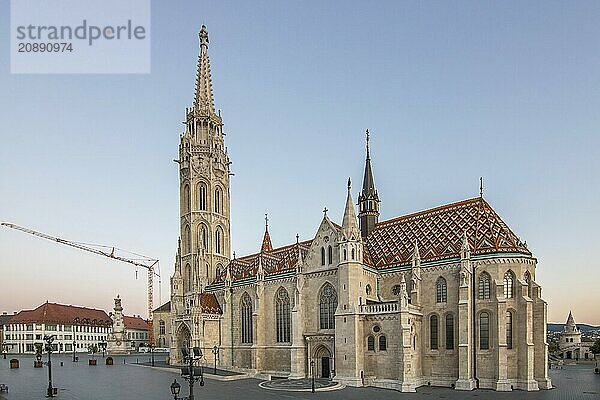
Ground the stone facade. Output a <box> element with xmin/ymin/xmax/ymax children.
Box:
<box><xmin>168</xmin><ymin>26</ymin><xmax>552</xmax><ymax>393</ymax></box>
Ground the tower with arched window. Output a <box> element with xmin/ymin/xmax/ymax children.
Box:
<box><xmin>170</xmin><ymin>25</ymin><xmax>231</xmax><ymax>364</ymax></box>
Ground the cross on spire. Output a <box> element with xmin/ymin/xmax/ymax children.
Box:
<box><xmin>323</xmin><ymin>207</ymin><xmax>328</xmax><ymax>216</ymax></box>
<box><xmin>265</xmin><ymin>213</ymin><xmax>269</xmax><ymax>229</ymax></box>
<box><xmin>480</xmin><ymin>177</ymin><xmax>484</xmax><ymax>198</ymax></box>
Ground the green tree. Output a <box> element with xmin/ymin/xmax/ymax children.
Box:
<box><xmin>590</xmin><ymin>339</ymin><xmax>600</xmax><ymax>355</ymax></box>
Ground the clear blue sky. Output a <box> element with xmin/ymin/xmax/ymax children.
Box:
<box><xmin>1</xmin><ymin>1</ymin><xmax>599</xmax><ymax>324</ymax></box>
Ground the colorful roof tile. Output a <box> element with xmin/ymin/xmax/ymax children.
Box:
<box><xmin>365</xmin><ymin>197</ymin><xmax>530</xmax><ymax>269</ymax></box>
<box><xmin>200</xmin><ymin>293</ymin><xmax>222</xmax><ymax>314</ymax></box>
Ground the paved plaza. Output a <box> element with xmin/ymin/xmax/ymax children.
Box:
<box><xmin>1</xmin><ymin>354</ymin><xmax>599</xmax><ymax>399</ymax></box>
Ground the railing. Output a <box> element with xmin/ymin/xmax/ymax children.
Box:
<box><xmin>361</xmin><ymin>302</ymin><xmax>399</xmax><ymax>314</ymax></box>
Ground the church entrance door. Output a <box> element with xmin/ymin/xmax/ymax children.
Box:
<box><xmin>321</xmin><ymin>357</ymin><xmax>330</xmax><ymax>378</ymax></box>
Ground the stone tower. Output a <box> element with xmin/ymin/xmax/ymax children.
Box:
<box><xmin>335</xmin><ymin>178</ymin><xmax>365</xmax><ymax>387</ymax></box>
<box><xmin>358</xmin><ymin>130</ymin><xmax>380</xmax><ymax>238</ymax></box>
<box><xmin>170</xmin><ymin>25</ymin><xmax>231</xmax><ymax>360</ymax></box>
<box><xmin>176</xmin><ymin>25</ymin><xmax>231</xmax><ymax>291</ymax></box>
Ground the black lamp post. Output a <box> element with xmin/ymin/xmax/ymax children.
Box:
<box><xmin>173</xmin><ymin>345</ymin><xmax>204</xmax><ymax>400</ymax></box>
<box><xmin>310</xmin><ymin>359</ymin><xmax>315</xmax><ymax>393</ymax></box>
<box><xmin>99</xmin><ymin>341</ymin><xmax>107</xmax><ymax>358</ymax></box>
<box><xmin>44</xmin><ymin>335</ymin><xmax>56</xmax><ymax>398</ymax></box>
<box><xmin>212</xmin><ymin>346</ymin><xmax>219</xmax><ymax>375</ymax></box>
<box><xmin>72</xmin><ymin>341</ymin><xmax>76</xmax><ymax>362</ymax></box>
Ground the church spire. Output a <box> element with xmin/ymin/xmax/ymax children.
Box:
<box><xmin>358</xmin><ymin>129</ymin><xmax>380</xmax><ymax>238</ymax></box>
<box><xmin>342</xmin><ymin>178</ymin><xmax>360</xmax><ymax>240</ymax></box>
<box><xmin>194</xmin><ymin>25</ymin><xmax>216</xmax><ymax>116</ymax></box>
<box><xmin>261</xmin><ymin>213</ymin><xmax>273</xmax><ymax>253</ymax></box>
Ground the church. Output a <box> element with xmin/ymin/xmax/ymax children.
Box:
<box><xmin>168</xmin><ymin>25</ymin><xmax>552</xmax><ymax>392</ymax></box>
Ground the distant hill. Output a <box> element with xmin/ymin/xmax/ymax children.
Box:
<box><xmin>548</xmin><ymin>323</ymin><xmax>600</xmax><ymax>333</ymax></box>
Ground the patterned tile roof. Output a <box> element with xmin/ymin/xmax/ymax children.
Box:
<box><xmin>123</xmin><ymin>315</ymin><xmax>148</xmax><ymax>331</ymax></box>
<box><xmin>365</xmin><ymin>197</ymin><xmax>530</xmax><ymax>269</ymax></box>
<box><xmin>200</xmin><ymin>293</ymin><xmax>222</xmax><ymax>314</ymax></box>
<box><xmin>9</xmin><ymin>302</ymin><xmax>112</xmax><ymax>327</ymax></box>
<box><xmin>213</xmin><ymin>240</ymin><xmax>312</xmax><ymax>284</ymax></box>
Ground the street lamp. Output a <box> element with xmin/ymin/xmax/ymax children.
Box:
<box><xmin>310</xmin><ymin>359</ymin><xmax>315</xmax><ymax>393</ymax></box>
<box><xmin>172</xmin><ymin>345</ymin><xmax>204</xmax><ymax>400</ymax></box>
<box><xmin>72</xmin><ymin>341</ymin><xmax>76</xmax><ymax>362</ymax></box>
<box><xmin>99</xmin><ymin>341</ymin><xmax>107</xmax><ymax>358</ymax></box>
<box><xmin>212</xmin><ymin>346</ymin><xmax>219</xmax><ymax>375</ymax></box>
<box><xmin>170</xmin><ymin>379</ymin><xmax>181</xmax><ymax>399</ymax></box>
<box><xmin>44</xmin><ymin>335</ymin><xmax>56</xmax><ymax>398</ymax></box>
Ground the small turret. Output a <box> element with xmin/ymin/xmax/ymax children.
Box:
<box><xmin>358</xmin><ymin>129</ymin><xmax>380</xmax><ymax>238</ymax></box>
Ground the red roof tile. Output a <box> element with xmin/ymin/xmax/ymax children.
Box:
<box><xmin>10</xmin><ymin>302</ymin><xmax>111</xmax><ymax>327</ymax></box>
<box><xmin>123</xmin><ymin>315</ymin><xmax>148</xmax><ymax>330</ymax></box>
<box><xmin>200</xmin><ymin>293</ymin><xmax>222</xmax><ymax>314</ymax></box>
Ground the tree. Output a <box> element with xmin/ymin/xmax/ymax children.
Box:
<box><xmin>88</xmin><ymin>344</ymin><xmax>98</xmax><ymax>354</ymax></box>
<box><xmin>590</xmin><ymin>339</ymin><xmax>600</xmax><ymax>355</ymax></box>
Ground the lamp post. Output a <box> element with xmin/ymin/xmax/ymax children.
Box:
<box><xmin>310</xmin><ymin>359</ymin><xmax>315</xmax><ymax>393</ymax></box>
<box><xmin>72</xmin><ymin>341</ymin><xmax>76</xmax><ymax>362</ymax></box>
<box><xmin>44</xmin><ymin>335</ymin><xmax>56</xmax><ymax>398</ymax></box>
<box><xmin>99</xmin><ymin>341</ymin><xmax>107</xmax><ymax>358</ymax></box>
<box><xmin>173</xmin><ymin>345</ymin><xmax>204</xmax><ymax>400</ymax></box>
<box><xmin>212</xmin><ymin>346</ymin><xmax>219</xmax><ymax>375</ymax></box>
<box><xmin>150</xmin><ymin>343</ymin><xmax>155</xmax><ymax>367</ymax></box>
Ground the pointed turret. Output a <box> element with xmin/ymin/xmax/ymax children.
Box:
<box><xmin>358</xmin><ymin>129</ymin><xmax>380</xmax><ymax>238</ymax></box>
<box><xmin>565</xmin><ymin>311</ymin><xmax>578</xmax><ymax>332</ymax></box>
<box><xmin>194</xmin><ymin>25</ymin><xmax>217</xmax><ymax>117</ymax></box>
<box><xmin>261</xmin><ymin>213</ymin><xmax>273</xmax><ymax>252</ymax></box>
<box><xmin>461</xmin><ymin>230</ymin><xmax>471</xmax><ymax>259</ymax></box>
<box><xmin>342</xmin><ymin>178</ymin><xmax>361</xmax><ymax>240</ymax></box>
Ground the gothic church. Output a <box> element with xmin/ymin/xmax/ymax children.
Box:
<box><xmin>169</xmin><ymin>26</ymin><xmax>552</xmax><ymax>392</ymax></box>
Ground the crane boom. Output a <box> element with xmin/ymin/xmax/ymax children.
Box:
<box><xmin>1</xmin><ymin>222</ymin><xmax>159</xmax><ymax>346</ymax></box>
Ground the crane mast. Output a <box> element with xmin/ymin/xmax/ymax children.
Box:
<box><xmin>1</xmin><ymin>222</ymin><xmax>160</xmax><ymax>347</ymax></box>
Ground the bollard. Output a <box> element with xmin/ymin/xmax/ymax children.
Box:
<box><xmin>60</xmin><ymin>362</ymin><xmax>64</xmax><ymax>367</ymax></box>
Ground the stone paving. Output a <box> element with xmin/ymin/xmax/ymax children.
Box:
<box><xmin>1</xmin><ymin>354</ymin><xmax>599</xmax><ymax>399</ymax></box>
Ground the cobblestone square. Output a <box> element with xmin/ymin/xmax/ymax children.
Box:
<box><xmin>1</xmin><ymin>354</ymin><xmax>599</xmax><ymax>399</ymax></box>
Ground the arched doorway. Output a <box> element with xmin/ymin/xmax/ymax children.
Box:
<box><xmin>313</xmin><ymin>345</ymin><xmax>333</xmax><ymax>379</ymax></box>
<box><xmin>174</xmin><ymin>323</ymin><xmax>192</xmax><ymax>364</ymax></box>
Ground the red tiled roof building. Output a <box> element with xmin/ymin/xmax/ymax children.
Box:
<box><xmin>5</xmin><ymin>302</ymin><xmax>111</xmax><ymax>354</ymax></box>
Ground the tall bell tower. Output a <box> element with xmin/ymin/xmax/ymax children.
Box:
<box><xmin>175</xmin><ymin>25</ymin><xmax>232</xmax><ymax>297</ymax></box>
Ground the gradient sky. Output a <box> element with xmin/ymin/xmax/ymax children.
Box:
<box><xmin>1</xmin><ymin>1</ymin><xmax>599</xmax><ymax>324</ymax></box>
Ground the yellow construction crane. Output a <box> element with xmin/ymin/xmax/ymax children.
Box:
<box><xmin>1</xmin><ymin>222</ymin><xmax>160</xmax><ymax>347</ymax></box>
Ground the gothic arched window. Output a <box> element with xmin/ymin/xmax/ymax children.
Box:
<box><xmin>185</xmin><ymin>263</ymin><xmax>192</xmax><ymax>292</ymax></box>
<box><xmin>275</xmin><ymin>287</ymin><xmax>291</xmax><ymax>343</ymax></box>
<box><xmin>445</xmin><ymin>313</ymin><xmax>454</xmax><ymax>350</ymax></box>
<box><xmin>524</xmin><ymin>271</ymin><xmax>532</xmax><ymax>297</ymax></box>
<box><xmin>182</xmin><ymin>184</ymin><xmax>190</xmax><ymax>213</ymax></box>
<box><xmin>506</xmin><ymin>311</ymin><xmax>513</xmax><ymax>349</ymax></box>
<box><xmin>351</xmin><ymin>248</ymin><xmax>355</xmax><ymax>260</ymax></box>
<box><xmin>159</xmin><ymin>320</ymin><xmax>166</xmax><ymax>335</ymax></box>
<box><xmin>199</xmin><ymin>183</ymin><xmax>207</xmax><ymax>211</ymax></box>
<box><xmin>436</xmin><ymin>277</ymin><xmax>447</xmax><ymax>303</ymax></box>
<box><xmin>327</xmin><ymin>246</ymin><xmax>333</xmax><ymax>265</ymax></box>
<box><xmin>480</xmin><ymin>312</ymin><xmax>490</xmax><ymax>350</ymax></box>
<box><xmin>319</xmin><ymin>283</ymin><xmax>337</xmax><ymax>329</ymax></box>
<box><xmin>343</xmin><ymin>249</ymin><xmax>347</xmax><ymax>261</ymax></box>
<box><xmin>478</xmin><ymin>272</ymin><xmax>491</xmax><ymax>299</ymax></box>
<box><xmin>215</xmin><ymin>227</ymin><xmax>223</xmax><ymax>255</ymax></box>
<box><xmin>321</xmin><ymin>247</ymin><xmax>326</xmax><ymax>266</ymax></box>
<box><xmin>215</xmin><ymin>264</ymin><xmax>222</xmax><ymax>280</ymax></box>
<box><xmin>183</xmin><ymin>225</ymin><xmax>191</xmax><ymax>254</ymax></box>
<box><xmin>199</xmin><ymin>224</ymin><xmax>209</xmax><ymax>251</ymax></box>
<box><xmin>503</xmin><ymin>271</ymin><xmax>515</xmax><ymax>299</ymax></box>
<box><xmin>430</xmin><ymin>314</ymin><xmax>439</xmax><ymax>350</ymax></box>
<box><xmin>379</xmin><ymin>335</ymin><xmax>387</xmax><ymax>351</ymax></box>
<box><xmin>241</xmin><ymin>293</ymin><xmax>253</xmax><ymax>344</ymax></box>
<box><xmin>367</xmin><ymin>335</ymin><xmax>375</xmax><ymax>351</ymax></box>
<box><xmin>214</xmin><ymin>188</ymin><xmax>222</xmax><ymax>213</ymax></box>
